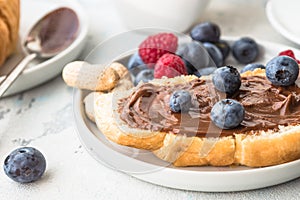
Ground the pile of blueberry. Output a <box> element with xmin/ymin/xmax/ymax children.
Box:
<box><xmin>127</xmin><ymin>22</ymin><xmax>265</xmax><ymax>85</ymax></box>
<box><xmin>188</xmin><ymin>22</ymin><xmax>261</xmax><ymax>72</ymax></box>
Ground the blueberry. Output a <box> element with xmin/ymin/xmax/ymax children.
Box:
<box><xmin>169</xmin><ymin>90</ymin><xmax>192</xmax><ymax>113</ymax></box>
<box><xmin>176</xmin><ymin>43</ymin><xmax>188</xmax><ymax>57</ymax></box>
<box><xmin>184</xmin><ymin>61</ymin><xmax>197</xmax><ymax>75</ymax></box>
<box><xmin>203</xmin><ymin>42</ymin><xmax>224</xmax><ymax>67</ymax></box>
<box><xmin>176</xmin><ymin>45</ymin><xmax>196</xmax><ymax>74</ymax></box>
<box><xmin>265</xmin><ymin>56</ymin><xmax>299</xmax><ymax>86</ymax></box>
<box><xmin>127</xmin><ymin>52</ymin><xmax>148</xmax><ymax>76</ymax></box>
<box><xmin>134</xmin><ymin>69</ymin><xmax>154</xmax><ymax>86</ymax></box>
<box><xmin>190</xmin><ymin>22</ymin><xmax>221</xmax><ymax>43</ymax></box>
<box><xmin>210</xmin><ymin>99</ymin><xmax>245</xmax><ymax>129</ymax></box>
<box><xmin>212</xmin><ymin>66</ymin><xmax>241</xmax><ymax>95</ymax></box>
<box><xmin>232</xmin><ymin>37</ymin><xmax>259</xmax><ymax>64</ymax></box>
<box><xmin>240</xmin><ymin>63</ymin><xmax>265</xmax><ymax>73</ymax></box>
<box><xmin>214</xmin><ymin>40</ymin><xmax>230</xmax><ymax>61</ymax></box>
<box><xmin>193</xmin><ymin>70</ymin><xmax>201</xmax><ymax>77</ymax></box>
<box><xmin>4</xmin><ymin>147</ymin><xmax>46</xmax><ymax>183</ymax></box>
<box><xmin>176</xmin><ymin>41</ymin><xmax>210</xmax><ymax>74</ymax></box>
<box><xmin>196</xmin><ymin>66</ymin><xmax>217</xmax><ymax>76</ymax></box>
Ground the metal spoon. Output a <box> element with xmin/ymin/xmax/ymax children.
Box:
<box><xmin>0</xmin><ymin>7</ymin><xmax>79</xmax><ymax>97</ymax></box>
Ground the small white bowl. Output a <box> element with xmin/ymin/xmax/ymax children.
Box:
<box><xmin>113</xmin><ymin>0</ymin><xmax>210</xmax><ymax>32</ymax></box>
<box><xmin>0</xmin><ymin>0</ymin><xmax>88</xmax><ymax>96</ymax></box>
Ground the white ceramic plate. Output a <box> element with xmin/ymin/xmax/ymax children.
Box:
<box><xmin>73</xmin><ymin>37</ymin><xmax>300</xmax><ymax>192</ymax></box>
<box><xmin>0</xmin><ymin>0</ymin><xmax>88</xmax><ymax>96</ymax></box>
<box><xmin>266</xmin><ymin>0</ymin><xmax>300</xmax><ymax>46</ymax></box>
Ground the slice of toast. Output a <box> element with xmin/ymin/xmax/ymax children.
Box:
<box><xmin>90</xmin><ymin>69</ymin><xmax>300</xmax><ymax>167</ymax></box>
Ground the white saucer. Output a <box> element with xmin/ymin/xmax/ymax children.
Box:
<box><xmin>0</xmin><ymin>0</ymin><xmax>88</xmax><ymax>96</ymax></box>
<box><xmin>266</xmin><ymin>0</ymin><xmax>300</xmax><ymax>46</ymax></box>
<box><xmin>73</xmin><ymin>35</ymin><xmax>300</xmax><ymax>192</ymax></box>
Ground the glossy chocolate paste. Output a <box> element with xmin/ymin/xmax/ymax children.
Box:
<box><xmin>38</xmin><ymin>8</ymin><xmax>79</xmax><ymax>54</ymax></box>
<box><xmin>118</xmin><ymin>76</ymin><xmax>300</xmax><ymax>137</ymax></box>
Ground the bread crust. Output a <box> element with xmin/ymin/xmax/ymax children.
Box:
<box><xmin>94</xmin><ymin>92</ymin><xmax>166</xmax><ymax>150</ymax></box>
<box><xmin>234</xmin><ymin>126</ymin><xmax>300</xmax><ymax>167</ymax></box>
<box><xmin>153</xmin><ymin>134</ymin><xmax>235</xmax><ymax>166</ymax></box>
<box><xmin>90</xmin><ymin>68</ymin><xmax>300</xmax><ymax>167</ymax></box>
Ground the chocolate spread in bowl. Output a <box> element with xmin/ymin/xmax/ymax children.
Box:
<box><xmin>118</xmin><ymin>76</ymin><xmax>300</xmax><ymax>137</ymax></box>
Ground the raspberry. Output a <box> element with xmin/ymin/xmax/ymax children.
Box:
<box><xmin>279</xmin><ymin>49</ymin><xmax>300</xmax><ymax>64</ymax></box>
<box><xmin>138</xmin><ymin>33</ymin><xmax>178</xmax><ymax>67</ymax></box>
<box><xmin>154</xmin><ymin>53</ymin><xmax>187</xmax><ymax>78</ymax></box>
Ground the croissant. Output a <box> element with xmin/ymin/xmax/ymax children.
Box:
<box><xmin>0</xmin><ymin>0</ymin><xmax>20</xmax><ymax>66</ymax></box>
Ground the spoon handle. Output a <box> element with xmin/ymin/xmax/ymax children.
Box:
<box><xmin>0</xmin><ymin>53</ymin><xmax>37</xmax><ymax>98</ymax></box>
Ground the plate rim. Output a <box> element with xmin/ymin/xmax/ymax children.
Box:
<box><xmin>266</xmin><ymin>1</ymin><xmax>300</xmax><ymax>46</ymax></box>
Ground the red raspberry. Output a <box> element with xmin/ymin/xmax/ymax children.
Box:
<box><xmin>279</xmin><ymin>49</ymin><xmax>300</xmax><ymax>64</ymax></box>
<box><xmin>138</xmin><ymin>33</ymin><xmax>178</xmax><ymax>67</ymax></box>
<box><xmin>154</xmin><ymin>53</ymin><xmax>187</xmax><ymax>78</ymax></box>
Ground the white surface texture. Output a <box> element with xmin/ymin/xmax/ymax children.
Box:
<box><xmin>1</xmin><ymin>0</ymin><xmax>300</xmax><ymax>199</ymax></box>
